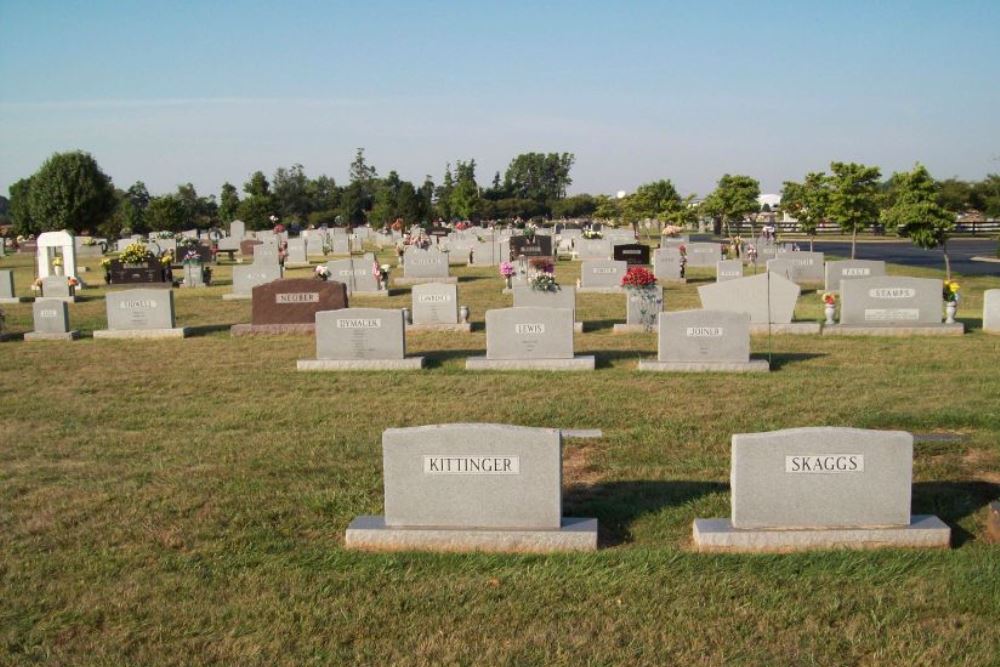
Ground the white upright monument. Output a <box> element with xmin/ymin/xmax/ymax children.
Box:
<box><xmin>36</xmin><ymin>230</ymin><xmax>79</xmax><ymax>282</ymax></box>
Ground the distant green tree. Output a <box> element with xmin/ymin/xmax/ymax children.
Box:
<box><xmin>971</xmin><ymin>174</ymin><xmax>1000</xmax><ymax>217</ymax></box>
<box><xmin>8</xmin><ymin>177</ymin><xmax>36</xmax><ymax>236</ymax></box>
<box><xmin>450</xmin><ymin>160</ymin><xmax>479</xmax><ymax>220</ymax></box>
<box><xmin>828</xmin><ymin>161</ymin><xmax>881</xmax><ymax>258</ymax></box>
<box><xmin>27</xmin><ymin>151</ymin><xmax>116</xmax><ymax>234</ymax></box>
<box><xmin>219</xmin><ymin>182</ymin><xmax>240</xmax><ymax>223</ymax></box>
<box><xmin>781</xmin><ymin>172</ymin><xmax>830</xmax><ymax>251</ymax></box>
<box><xmin>701</xmin><ymin>174</ymin><xmax>760</xmax><ymax>239</ymax></box>
<box><xmin>593</xmin><ymin>195</ymin><xmax>622</xmax><ymax>223</ymax></box>
<box><xmin>550</xmin><ymin>194</ymin><xmax>597</xmax><ymax>218</ymax></box>
<box><xmin>503</xmin><ymin>152</ymin><xmax>574</xmax><ymax>202</ymax></box>
<box><xmin>881</xmin><ymin>164</ymin><xmax>957</xmax><ymax>279</ymax></box>
<box><xmin>435</xmin><ymin>164</ymin><xmax>454</xmax><ymax>222</ymax></box>
<box><xmin>239</xmin><ymin>172</ymin><xmax>276</xmax><ymax>229</ymax></box>
<box><xmin>145</xmin><ymin>195</ymin><xmax>187</xmax><ymax>232</ymax></box>
<box><xmin>273</xmin><ymin>164</ymin><xmax>313</xmax><ymax>222</ymax></box>
<box><xmin>935</xmin><ymin>178</ymin><xmax>973</xmax><ymax>214</ymax></box>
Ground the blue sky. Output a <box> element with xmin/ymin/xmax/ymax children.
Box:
<box><xmin>1</xmin><ymin>0</ymin><xmax>998</xmax><ymax>199</ymax></box>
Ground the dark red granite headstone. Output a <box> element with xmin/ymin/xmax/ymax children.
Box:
<box><xmin>250</xmin><ymin>278</ymin><xmax>348</xmax><ymax>326</ymax></box>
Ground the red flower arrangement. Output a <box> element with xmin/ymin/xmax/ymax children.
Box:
<box><xmin>621</xmin><ymin>266</ymin><xmax>657</xmax><ymax>288</ymax></box>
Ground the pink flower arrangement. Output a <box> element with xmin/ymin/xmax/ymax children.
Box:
<box><xmin>499</xmin><ymin>261</ymin><xmax>515</xmax><ymax>278</ymax></box>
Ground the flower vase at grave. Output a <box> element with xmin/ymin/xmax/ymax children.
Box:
<box><xmin>505</xmin><ymin>276</ymin><xmax>512</xmax><ymax>289</ymax></box>
<box><xmin>825</xmin><ymin>303</ymin><xmax>836</xmax><ymax>325</ymax></box>
<box><xmin>945</xmin><ymin>302</ymin><xmax>957</xmax><ymax>324</ymax></box>
<box><xmin>460</xmin><ymin>305</ymin><xmax>470</xmax><ymax>324</ymax></box>
<box><xmin>54</xmin><ymin>265</ymin><xmax>64</xmax><ymax>277</ymax></box>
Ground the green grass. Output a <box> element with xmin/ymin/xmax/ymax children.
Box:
<box><xmin>1</xmin><ymin>247</ymin><xmax>998</xmax><ymax>666</ymax></box>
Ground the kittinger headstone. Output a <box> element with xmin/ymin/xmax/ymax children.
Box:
<box><xmin>297</xmin><ymin>307</ymin><xmax>423</xmax><ymax>370</ymax></box>
<box><xmin>638</xmin><ymin>310</ymin><xmax>767</xmax><ymax>372</ymax></box>
<box><xmin>25</xmin><ymin>299</ymin><xmax>79</xmax><ymax>341</ymax></box>
<box><xmin>344</xmin><ymin>424</ymin><xmax>598</xmax><ymax>552</ymax></box>
<box><xmin>466</xmin><ymin>307</ymin><xmax>594</xmax><ymax>370</ymax></box>
<box><xmin>693</xmin><ymin>427</ymin><xmax>950</xmax><ymax>551</ymax></box>
<box><xmin>94</xmin><ymin>288</ymin><xmax>187</xmax><ymax>339</ymax></box>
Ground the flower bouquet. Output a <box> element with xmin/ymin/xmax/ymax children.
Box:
<box><xmin>314</xmin><ymin>265</ymin><xmax>330</xmax><ymax>281</ymax></box>
<box><xmin>119</xmin><ymin>241</ymin><xmax>153</xmax><ymax>266</ymax></box>
<box><xmin>821</xmin><ymin>292</ymin><xmax>837</xmax><ymax>325</ymax></box>
<box><xmin>943</xmin><ymin>280</ymin><xmax>960</xmax><ymax>323</ymax></box>
<box><xmin>530</xmin><ymin>273</ymin><xmax>559</xmax><ymax>293</ymax></box>
<box><xmin>621</xmin><ymin>266</ymin><xmax>657</xmax><ymax>290</ymax></box>
<box><xmin>622</xmin><ymin>266</ymin><xmax>660</xmax><ymax>331</ymax></box>
<box><xmin>582</xmin><ymin>230</ymin><xmax>603</xmax><ymax>240</ymax></box>
<box><xmin>182</xmin><ymin>249</ymin><xmax>201</xmax><ymax>265</ymax></box>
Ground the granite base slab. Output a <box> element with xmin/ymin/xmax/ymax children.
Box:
<box><xmin>221</xmin><ymin>293</ymin><xmax>251</xmax><ymax>301</ymax></box>
<box><xmin>231</xmin><ymin>323</ymin><xmax>315</xmax><ymax>336</ymax></box>
<box><xmin>297</xmin><ymin>357</ymin><xmax>424</xmax><ymax>370</ymax></box>
<box><xmin>345</xmin><ymin>515</ymin><xmax>598</xmax><ymax>553</ymax></box>
<box><xmin>0</xmin><ymin>297</ymin><xmax>28</xmax><ymax>304</ymax></box>
<box><xmin>575</xmin><ymin>286</ymin><xmax>624</xmax><ymax>294</ymax></box>
<box><xmin>394</xmin><ymin>276</ymin><xmax>458</xmax><ymax>286</ymax></box>
<box><xmin>351</xmin><ymin>289</ymin><xmax>390</xmax><ymax>298</ymax></box>
<box><xmin>658</xmin><ymin>278</ymin><xmax>687</xmax><ymax>285</ymax></box>
<box><xmin>37</xmin><ymin>296</ymin><xmax>77</xmax><ymax>304</ymax></box>
<box><xmin>749</xmin><ymin>322</ymin><xmax>822</xmax><ymax>335</ymax></box>
<box><xmin>94</xmin><ymin>327</ymin><xmax>188</xmax><ymax>339</ymax></box>
<box><xmin>24</xmin><ymin>330</ymin><xmax>80</xmax><ymax>341</ymax></box>
<box><xmin>692</xmin><ymin>515</ymin><xmax>950</xmax><ymax>552</ymax></box>
<box><xmin>465</xmin><ymin>356</ymin><xmax>596</xmax><ymax>371</ymax></box>
<box><xmin>638</xmin><ymin>359</ymin><xmax>770</xmax><ymax>373</ymax></box>
<box><xmin>822</xmin><ymin>323</ymin><xmax>964</xmax><ymax>336</ymax></box>
<box><xmin>612</xmin><ymin>324</ymin><xmax>657</xmax><ymax>334</ymax></box>
<box><xmin>406</xmin><ymin>323</ymin><xmax>472</xmax><ymax>332</ymax></box>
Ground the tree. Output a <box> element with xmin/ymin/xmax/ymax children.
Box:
<box><xmin>881</xmin><ymin>164</ymin><xmax>957</xmax><ymax>279</ymax></box>
<box><xmin>219</xmin><ymin>182</ymin><xmax>240</xmax><ymax>223</ymax></box>
<box><xmin>239</xmin><ymin>172</ymin><xmax>276</xmax><ymax>229</ymax></box>
<box><xmin>550</xmin><ymin>194</ymin><xmax>597</xmax><ymax>218</ymax></box>
<box><xmin>593</xmin><ymin>194</ymin><xmax>622</xmax><ymax>223</ymax></box>
<box><xmin>503</xmin><ymin>152</ymin><xmax>575</xmax><ymax>202</ymax></box>
<box><xmin>273</xmin><ymin>164</ymin><xmax>313</xmax><ymax>222</ymax></box>
<box><xmin>418</xmin><ymin>175</ymin><xmax>435</xmax><ymax>222</ymax></box>
<box><xmin>828</xmin><ymin>161</ymin><xmax>881</xmax><ymax>258</ymax></box>
<box><xmin>435</xmin><ymin>164</ymin><xmax>454</xmax><ymax>222</ymax></box>
<box><xmin>8</xmin><ymin>177</ymin><xmax>36</xmax><ymax>236</ymax></box>
<box><xmin>145</xmin><ymin>195</ymin><xmax>188</xmax><ymax>232</ymax></box>
<box><xmin>450</xmin><ymin>159</ymin><xmax>479</xmax><ymax>220</ymax></box>
<box><xmin>781</xmin><ymin>172</ymin><xmax>830</xmax><ymax>251</ymax></box>
<box><xmin>971</xmin><ymin>174</ymin><xmax>1000</xmax><ymax>217</ymax></box>
<box><xmin>26</xmin><ymin>151</ymin><xmax>116</xmax><ymax>233</ymax></box>
<box><xmin>701</xmin><ymin>174</ymin><xmax>760</xmax><ymax>239</ymax></box>
<box><xmin>936</xmin><ymin>178</ymin><xmax>973</xmax><ymax>214</ymax></box>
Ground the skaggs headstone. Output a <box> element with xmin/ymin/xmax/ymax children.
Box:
<box><xmin>692</xmin><ymin>427</ymin><xmax>950</xmax><ymax>551</ymax></box>
<box><xmin>839</xmin><ymin>276</ymin><xmax>942</xmax><ymax>326</ymax></box>
<box><xmin>824</xmin><ymin>260</ymin><xmax>886</xmax><ymax>292</ymax></box>
<box><xmin>344</xmin><ymin>424</ymin><xmax>597</xmax><ymax>552</ymax></box>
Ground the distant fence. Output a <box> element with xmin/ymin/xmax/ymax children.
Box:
<box><xmin>728</xmin><ymin>220</ymin><xmax>1000</xmax><ymax>236</ymax></box>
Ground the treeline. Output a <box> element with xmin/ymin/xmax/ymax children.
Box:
<box><xmin>3</xmin><ymin>149</ymin><xmax>584</xmax><ymax>237</ymax></box>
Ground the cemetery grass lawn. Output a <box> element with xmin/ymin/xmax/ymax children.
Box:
<box><xmin>1</xmin><ymin>248</ymin><xmax>998</xmax><ymax>666</ymax></box>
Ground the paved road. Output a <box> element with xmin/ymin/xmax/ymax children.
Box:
<box><xmin>689</xmin><ymin>236</ymin><xmax>999</xmax><ymax>276</ymax></box>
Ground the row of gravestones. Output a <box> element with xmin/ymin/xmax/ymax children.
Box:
<box><xmin>344</xmin><ymin>424</ymin><xmax>950</xmax><ymax>554</ymax></box>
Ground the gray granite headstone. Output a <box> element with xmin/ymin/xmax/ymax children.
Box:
<box><xmin>657</xmin><ymin>310</ymin><xmax>750</xmax><ymax>363</ymax></box>
<box><xmin>106</xmin><ymin>288</ymin><xmax>176</xmax><ymax>330</ymax></box>
<box><xmin>485</xmin><ymin>307</ymin><xmax>574</xmax><ymax>359</ymax></box>
<box><xmin>839</xmin><ymin>276</ymin><xmax>942</xmax><ymax>326</ymax></box>
<box><xmin>574</xmin><ymin>238</ymin><xmax>613</xmax><ymax>260</ymax></box>
<box><xmin>698</xmin><ymin>272</ymin><xmax>800</xmax><ymax>324</ymax></box>
<box><xmin>579</xmin><ymin>260</ymin><xmax>627</xmax><ymax>288</ymax></box>
<box><xmin>731</xmin><ymin>427</ymin><xmax>913</xmax><ymax>529</ymax></box>
<box><xmin>412</xmin><ymin>283</ymin><xmax>460</xmax><ymax>325</ymax></box>
<box><xmin>315</xmin><ymin>307</ymin><xmax>405</xmax><ymax>360</ymax></box>
<box><xmin>625</xmin><ymin>286</ymin><xmax>664</xmax><ymax>327</ymax></box>
<box><xmin>513</xmin><ymin>285</ymin><xmax>577</xmax><ymax>321</ymax></box>
<box><xmin>471</xmin><ymin>241</ymin><xmax>497</xmax><ymax>266</ymax></box>
<box><xmin>352</xmin><ymin>254</ymin><xmax>381</xmax><ymax>293</ymax></box>
<box><xmin>331</xmin><ymin>237</ymin><xmax>351</xmax><ymax>255</ymax></box>
<box><xmin>824</xmin><ymin>260</ymin><xmax>887</xmax><ymax>292</ymax></box>
<box><xmin>0</xmin><ymin>269</ymin><xmax>15</xmax><ymax>299</ymax></box>
<box><xmin>773</xmin><ymin>251</ymin><xmax>824</xmax><ymax>283</ymax></box>
<box><xmin>286</xmin><ymin>238</ymin><xmax>307</xmax><ymax>264</ymax></box>
<box><xmin>685</xmin><ymin>242</ymin><xmax>722</xmax><ymax>267</ymax></box>
<box><xmin>403</xmin><ymin>246</ymin><xmax>450</xmax><ymax>279</ymax></box>
<box><xmin>325</xmin><ymin>259</ymin><xmax>357</xmax><ymax>293</ymax></box>
<box><xmin>984</xmin><ymin>289</ymin><xmax>1000</xmax><ymax>333</ymax></box>
<box><xmin>253</xmin><ymin>243</ymin><xmax>280</xmax><ymax>263</ymax></box>
<box><xmin>32</xmin><ymin>299</ymin><xmax>70</xmax><ymax>334</ymax></box>
<box><xmin>41</xmin><ymin>276</ymin><xmax>72</xmax><ymax>299</ymax></box>
<box><xmin>382</xmin><ymin>424</ymin><xmax>561</xmax><ymax>529</ymax></box>
<box><xmin>653</xmin><ymin>248</ymin><xmax>683</xmax><ymax>280</ymax></box>
<box><xmin>229</xmin><ymin>220</ymin><xmax>246</xmax><ymax>239</ymax></box>
<box><xmin>232</xmin><ymin>262</ymin><xmax>282</xmax><ymax>296</ymax></box>
<box><xmin>716</xmin><ymin>259</ymin><xmax>744</xmax><ymax>283</ymax></box>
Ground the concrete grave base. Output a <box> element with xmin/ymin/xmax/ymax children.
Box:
<box><xmin>465</xmin><ymin>356</ymin><xmax>596</xmax><ymax>371</ymax></box>
<box><xmin>24</xmin><ymin>330</ymin><xmax>80</xmax><ymax>341</ymax></box>
<box><xmin>0</xmin><ymin>297</ymin><xmax>28</xmax><ymax>304</ymax></box>
<box><xmin>231</xmin><ymin>323</ymin><xmax>314</xmax><ymax>336</ymax></box>
<box><xmin>345</xmin><ymin>515</ymin><xmax>598</xmax><ymax>553</ymax></box>
<box><xmin>692</xmin><ymin>515</ymin><xmax>950</xmax><ymax>552</ymax></box>
<box><xmin>749</xmin><ymin>322</ymin><xmax>821</xmax><ymax>335</ymax></box>
<box><xmin>612</xmin><ymin>324</ymin><xmax>657</xmax><ymax>334</ymax></box>
<box><xmin>822</xmin><ymin>323</ymin><xmax>964</xmax><ymax>336</ymax></box>
<box><xmin>575</xmin><ymin>286</ymin><xmax>624</xmax><ymax>294</ymax></box>
<box><xmin>221</xmin><ymin>293</ymin><xmax>251</xmax><ymax>301</ymax></box>
<box><xmin>297</xmin><ymin>358</ymin><xmax>424</xmax><ymax>371</ymax></box>
<box><xmin>406</xmin><ymin>323</ymin><xmax>472</xmax><ymax>332</ymax></box>
<box><xmin>180</xmin><ymin>283</ymin><xmax>208</xmax><ymax>289</ymax></box>
<box><xmin>351</xmin><ymin>289</ymin><xmax>390</xmax><ymax>298</ymax></box>
<box><xmin>394</xmin><ymin>276</ymin><xmax>458</xmax><ymax>286</ymax></box>
<box><xmin>94</xmin><ymin>327</ymin><xmax>188</xmax><ymax>339</ymax></box>
<box><xmin>638</xmin><ymin>359</ymin><xmax>770</xmax><ymax>373</ymax></box>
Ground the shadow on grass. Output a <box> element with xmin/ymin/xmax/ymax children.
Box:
<box><xmin>564</xmin><ymin>480</ymin><xmax>728</xmax><ymax>548</ymax></box>
<box><xmin>957</xmin><ymin>317</ymin><xmax>983</xmax><ymax>332</ymax></box>
<box><xmin>186</xmin><ymin>323</ymin><xmax>237</xmax><ymax>337</ymax></box>
<box><xmin>765</xmin><ymin>352</ymin><xmax>827</xmax><ymax>370</ymax></box>
<box><xmin>421</xmin><ymin>348</ymin><xmax>483</xmax><ymax>369</ymax></box>
<box><xmin>582</xmin><ymin>350</ymin><xmax>649</xmax><ymax>369</ymax></box>
<box><xmin>913</xmin><ymin>480</ymin><xmax>999</xmax><ymax>547</ymax></box>
<box><xmin>581</xmin><ymin>318</ymin><xmax>621</xmax><ymax>333</ymax></box>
